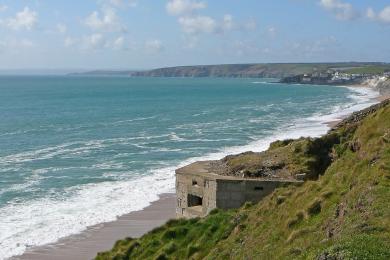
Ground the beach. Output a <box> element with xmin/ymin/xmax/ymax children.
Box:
<box><xmin>325</xmin><ymin>86</ymin><xmax>387</xmax><ymax>128</ymax></box>
<box><xmin>15</xmin><ymin>194</ymin><xmax>176</xmax><ymax>260</ymax></box>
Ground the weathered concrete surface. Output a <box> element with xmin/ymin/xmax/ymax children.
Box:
<box><xmin>176</xmin><ymin>161</ymin><xmax>301</xmax><ymax>218</ymax></box>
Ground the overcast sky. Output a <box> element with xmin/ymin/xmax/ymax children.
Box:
<box><xmin>0</xmin><ymin>0</ymin><xmax>389</xmax><ymax>70</ymax></box>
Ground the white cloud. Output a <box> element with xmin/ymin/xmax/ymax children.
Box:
<box><xmin>112</xmin><ymin>36</ymin><xmax>125</xmax><ymax>50</ymax></box>
<box><xmin>57</xmin><ymin>23</ymin><xmax>67</xmax><ymax>34</ymax></box>
<box><xmin>83</xmin><ymin>33</ymin><xmax>106</xmax><ymax>50</ymax></box>
<box><xmin>64</xmin><ymin>37</ymin><xmax>77</xmax><ymax>47</ymax></box>
<box><xmin>244</xmin><ymin>19</ymin><xmax>257</xmax><ymax>31</ymax></box>
<box><xmin>108</xmin><ymin>0</ymin><xmax>137</xmax><ymax>8</ymax></box>
<box><xmin>166</xmin><ymin>0</ymin><xmax>206</xmax><ymax>16</ymax></box>
<box><xmin>178</xmin><ymin>15</ymin><xmax>217</xmax><ymax>34</ymax></box>
<box><xmin>145</xmin><ymin>39</ymin><xmax>163</xmax><ymax>53</ymax></box>
<box><xmin>178</xmin><ymin>14</ymin><xmax>254</xmax><ymax>35</ymax></box>
<box><xmin>320</xmin><ymin>0</ymin><xmax>358</xmax><ymax>20</ymax></box>
<box><xmin>366</xmin><ymin>8</ymin><xmax>376</xmax><ymax>20</ymax></box>
<box><xmin>84</xmin><ymin>7</ymin><xmax>124</xmax><ymax>32</ymax></box>
<box><xmin>167</xmin><ymin>1</ymin><xmax>255</xmax><ymax>37</ymax></box>
<box><xmin>267</xmin><ymin>26</ymin><xmax>276</xmax><ymax>36</ymax></box>
<box><xmin>378</xmin><ymin>6</ymin><xmax>390</xmax><ymax>23</ymax></box>
<box><xmin>366</xmin><ymin>6</ymin><xmax>390</xmax><ymax>23</ymax></box>
<box><xmin>0</xmin><ymin>4</ymin><xmax>8</xmax><ymax>12</ymax></box>
<box><xmin>64</xmin><ymin>34</ymin><xmax>137</xmax><ymax>51</ymax></box>
<box><xmin>222</xmin><ymin>14</ymin><xmax>234</xmax><ymax>31</ymax></box>
<box><xmin>112</xmin><ymin>36</ymin><xmax>136</xmax><ymax>51</ymax></box>
<box><xmin>6</xmin><ymin>7</ymin><xmax>38</xmax><ymax>30</ymax></box>
<box><xmin>108</xmin><ymin>0</ymin><xmax>138</xmax><ymax>7</ymax></box>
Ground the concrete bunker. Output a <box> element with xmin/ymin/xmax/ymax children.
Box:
<box><xmin>187</xmin><ymin>194</ymin><xmax>203</xmax><ymax>207</ymax></box>
<box><xmin>176</xmin><ymin>161</ymin><xmax>301</xmax><ymax>218</ymax></box>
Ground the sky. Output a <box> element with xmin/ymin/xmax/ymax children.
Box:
<box><xmin>0</xmin><ymin>0</ymin><xmax>389</xmax><ymax>70</ymax></box>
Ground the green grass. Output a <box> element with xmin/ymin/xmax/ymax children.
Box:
<box><xmin>207</xmin><ymin>102</ymin><xmax>390</xmax><ymax>259</ymax></box>
<box><xmin>344</xmin><ymin>65</ymin><xmax>390</xmax><ymax>74</ymax></box>
<box><xmin>96</xmin><ymin>101</ymin><xmax>390</xmax><ymax>260</ymax></box>
<box><xmin>223</xmin><ymin>128</ymin><xmax>341</xmax><ymax>180</ymax></box>
<box><xmin>96</xmin><ymin>209</ymin><xmax>241</xmax><ymax>260</ymax></box>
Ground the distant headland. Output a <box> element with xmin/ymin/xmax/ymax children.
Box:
<box><xmin>70</xmin><ymin>62</ymin><xmax>390</xmax><ymax>96</ymax></box>
<box><xmin>70</xmin><ymin>62</ymin><xmax>390</xmax><ymax>78</ymax></box>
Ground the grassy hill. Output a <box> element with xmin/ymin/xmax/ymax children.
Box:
<box><xmin>73</xmin><ymin>62</ymin><xmax>390</xmax><ymax>78</ymax></box>
<box><xmin>96</xmin><ymin>100</ymin><xmax>390</xmax><ymax>260</ymax></box>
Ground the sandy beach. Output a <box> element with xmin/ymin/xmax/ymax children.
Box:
<box><xmin>14</xmin><ymin>193</ymin><xmax>176</xmax><ymax>260</ymax></box>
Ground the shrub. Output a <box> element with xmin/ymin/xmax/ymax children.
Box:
<box><xmin>307</xmin><ymin>199</ymin><xmax>322</xmax><ymax>216</ymax></box>
<box><xmin>287</xmin><ymin>211</ymin><xmax>305</xmax><ymax>228</ymax></box>
<box><xmin>187</xmin><ymin>245</ymin><xmax>199</xmax><ymax>257</ymax></box>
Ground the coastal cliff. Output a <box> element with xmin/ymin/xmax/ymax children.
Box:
<box><xmin>96</xmin><ymin>100</ymin><xmax>390</xmax><ymax>259</ymax></box>
<box><xmin>71</xmin><ymin>62</ymin><xmax>390</xmax><ymax>78</ymax></box>
<box><xmin>378</xmin><ymin>79</ymin><xmax>390</xmax><ymax>95</ymax></box>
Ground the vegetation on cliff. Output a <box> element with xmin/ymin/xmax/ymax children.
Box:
<box><xmin>73</xmin><ymin>62</ymin><xmax>390</xmax><ymax>78</ymax></box>
<box><xmin>96</xmin><ymin>100</ymin><xmax>390</xmax><ymax>260</ymax></box>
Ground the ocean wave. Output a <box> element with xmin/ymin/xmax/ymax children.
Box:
<box><xmin>0</xmin><ymin>169</ymin><xmax>174</xmax><ymax>259</ymax></box>
<box><xmin>0</xmin><ymin>134</ymin><xmax>178</xmax><ymax>166</ymax></box>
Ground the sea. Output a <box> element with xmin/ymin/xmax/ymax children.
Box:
<box><xmin>0</xmin><ymin>76</ymin><xmax>380</xmax><ymax>259</ymax></box>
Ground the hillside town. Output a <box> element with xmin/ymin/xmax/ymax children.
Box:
<box><xmin>280</xmin><ymin>69</ymin><xmax>390</xmax><ymax>85</ymax></box>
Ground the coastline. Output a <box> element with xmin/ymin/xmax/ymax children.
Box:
<box><xmin>6</xmin><ymin>84</ymin><xmax>385</xmax><ymax>260</ymax></box>
<box><xmin>325</xmin><ymin>84</ymin><xmax>384</xmax><ymax>128</ymax></box>
<box><xmin>14</xmin><ymin>193</ymin><xmax>176</xmax><ymax>260</ymax></box>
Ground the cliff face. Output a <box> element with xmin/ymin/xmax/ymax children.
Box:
<box><xmin>377</xmin><ymin>79</ymin><xmax>390</xmax><ymax>95</ymax></box>
<box><xmin>96</xmin><ymin>100</ymin><xmax>390</xmax><ymax>260</ymax></box>
<box><xmin>132</xmin><ymin>64</ymin><xmax>311</xmax><ymax>78</ymax></box>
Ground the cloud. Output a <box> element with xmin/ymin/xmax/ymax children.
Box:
<box><xmin>145</xmin><ymin>39</ymin><xmax>163</xmax><ymax>53</ymax></box>
<box><xmin>110</xmin><ymin>36</ymin><xmax>135</xmax><ymax>50</ymax></box>
<box><xmin>244</xmin><ymin>19</ymin><xmax>257</xmax><ymax>31</ymax></box>
<box><xmin>167</xmin><ymin>1</ymin><xmax>255</xmax><ymax>37</ymax></box>
<box><xmin>64</xmin><ymin>37</ymin><xmax>77</xmax><ymax>47</ymax></box>
<box><xmin>57</xmin><ymin>23</ymin><xmax>67</xmax><ymax>34</ymax></box>
<box><xmin>5</xmin><ymin>7</ymin><xmax>38</xmax><ymax>30</ymax></box>
<box><xmin>112</xmin><ymin>36</ymin><xmax>125</xmax><ymax>50</ymax></box>
<box><xmin>319</xmin><ymin>0</ymin><xmax>358</xmax><ymax>20</ymax></box>
<box><xmin>178</xmin><ymin>15</ymin><xmax>217</xmax><ymax>34</ymax></box>
<box><xmin>67</xmin><ymin>34</ymin><xmax>107</xmax><ymax>50</ymax></box>
<box><xmin>108</xmin><ymin>0</ymin><xmax>137</xmax><ymax>8</ymax></box>
<box><xmin>166</xmin><ymin>0</ymin><xmax>206</xmax><ymax>16</ymax></box>
<box><xmin>65</xmin><ymin>34</ymin><xmax>135</xmax><ymax>51</ymax></box>
<box><xmin>267</xmin><ymin>26</ymin><xmax>276</xmax><ymax>36</ymax></box>
<box><xmin>222</xmin><ymin>14</ymin><xmax>234</xmax><ymax>31</ymax></box>
<box><xmin>84</xmin><ymin>7</ymin><xmax>124</xmax><ymax>32</ymax></box>
<box><xmin>0</xmin><ymin>4</ymin><xmax>8</xmax><ymax>12</ymax></box>
<box><xmin>85</xmin><ymin>34</ymin><xmax>106</xmax><ymax>49</ymax></box>
<box><xmin>366</xmin><ymin>8</ymin><xmax>376</xmax><ymax>20</ymax></box>
<box><xmin>366</xmin><ymin>6</ymin><xmax>390</xmax><ymax>23</ymax></box>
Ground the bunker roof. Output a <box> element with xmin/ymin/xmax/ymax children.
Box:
<box><xmin>176</xmin><ymin>161</ymin><xmax>300</xmax><ymax>182</ymax></box>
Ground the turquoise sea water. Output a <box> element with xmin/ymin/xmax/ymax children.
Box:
<box><xmin>0</xmin><ymin>76</ymin><xmax>379</xmax><ymax>258</ymax></box>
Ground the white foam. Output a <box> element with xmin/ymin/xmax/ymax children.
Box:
<box><xmin>0</xmin><ymin>86</ymin><xmax>380</xmax><ymax>260</ymax></box>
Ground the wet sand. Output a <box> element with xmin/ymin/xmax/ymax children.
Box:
<box><xmin>14</xmin><ymin>193</ymin><xmax>176</xmax><ymax>260</ymax></box>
